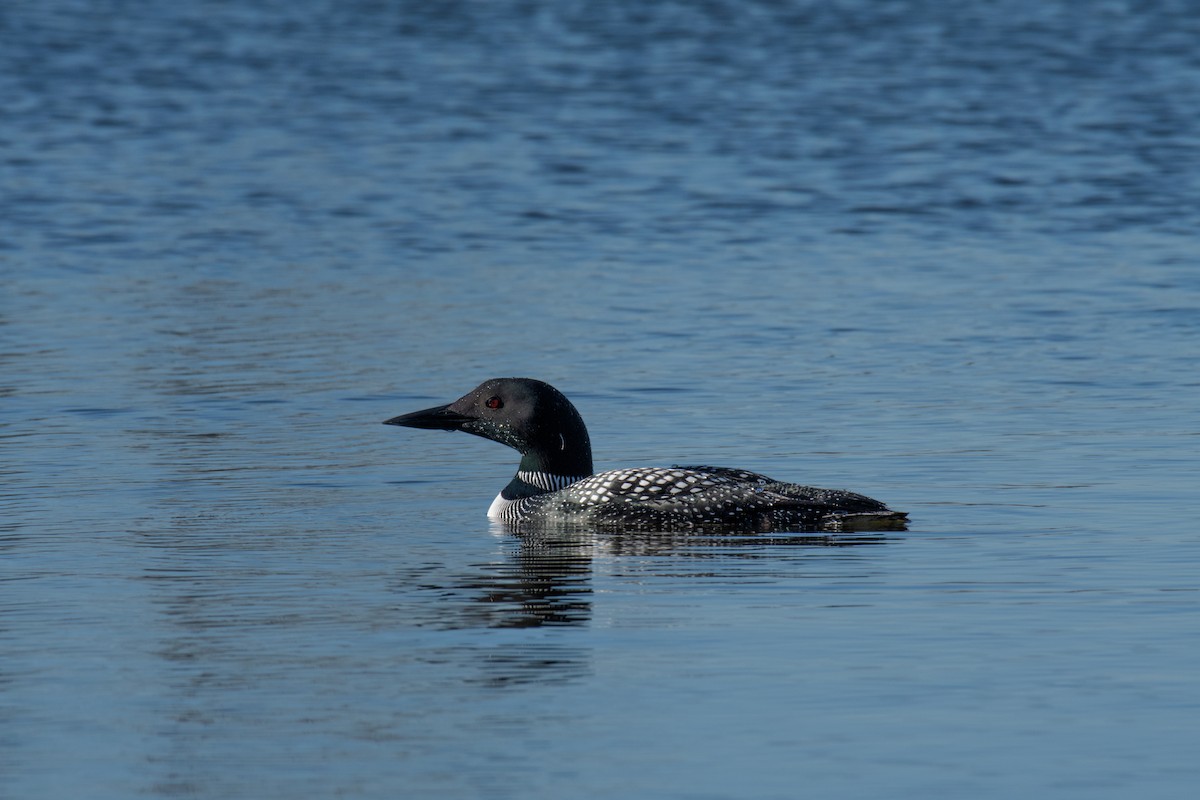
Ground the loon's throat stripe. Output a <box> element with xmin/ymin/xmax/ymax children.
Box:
<box><xmin>516</xmin><ymin>471</ymin><xmax>586</xmax><ymax>491</ymax></box>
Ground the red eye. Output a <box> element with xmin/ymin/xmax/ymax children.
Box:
<box><xmin>485</xmin><ymin>396</ymin><xmax>503</xmax><ymax>410</ymax></box>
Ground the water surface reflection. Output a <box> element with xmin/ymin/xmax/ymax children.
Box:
<box><xmin>402</xmin><ymin>526</ymin><xmax>897</xmax><ymax>632</ymax></box>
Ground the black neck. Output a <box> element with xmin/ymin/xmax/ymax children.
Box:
<box><xmin>516</xmin><ymin>425</ymin><xmax>593</xmax><ymax>477</ymax></box>
<box><xmin>506</xmin><ymin>426</ymin><xmax>592</xmax><ymax>500</ymax></box>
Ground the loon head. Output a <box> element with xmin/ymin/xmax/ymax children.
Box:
<box><xmin>384</xmin><ymin>378</ymin><xmax>594</xmax><ymax>476</ymax></box>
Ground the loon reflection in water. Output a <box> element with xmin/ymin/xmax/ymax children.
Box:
<box><xmin>385</xmin><ymin>378</ymin><xmax>907</xmax><ymax>532</ymax></box>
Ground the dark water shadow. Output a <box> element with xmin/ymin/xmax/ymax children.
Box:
<box><xmin>413</xmin><ymin>524</ymin><xmax>900</xmax><ymax>631</ymax></box>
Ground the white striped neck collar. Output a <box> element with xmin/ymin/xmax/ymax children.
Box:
<box><xmin>515</xmin><ymin>470</ymin><xmax>587</xmax><ymax>492</ymax></box>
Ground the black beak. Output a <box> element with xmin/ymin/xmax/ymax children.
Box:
<box><xmin>383</xmin><ymin>403</ymin><xmax>473</xmax><ymax>431</ymax></box>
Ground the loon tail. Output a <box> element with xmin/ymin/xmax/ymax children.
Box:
<box><xmin>825</xmin><ymin>511</ymin><xmax>909</xmax><ymax>532</ymax></box>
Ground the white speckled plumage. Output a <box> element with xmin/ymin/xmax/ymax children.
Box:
<box><xmin>487</xmin><ymin>466</ymin><xmax>897</xmax><ymax>531</ymax></box>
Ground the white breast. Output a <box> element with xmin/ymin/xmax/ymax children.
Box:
<box><xmin>487</xmin><ymin>492</ymin><xmax>517</xmax><ymax>520</ymax></box>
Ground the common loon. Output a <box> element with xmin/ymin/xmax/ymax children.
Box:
<box><xmin>384</xmin><ymin>378</ymin><xmax>907</xmax><ymax>532</ymax></box>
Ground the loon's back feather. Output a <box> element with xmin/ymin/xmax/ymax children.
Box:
<box><xmin>677</xmin><ymin>465</ymin><xmax>892</xmax><ymax>514</ymax></box>
<box><xmin>491</xmin><ymin>465</ymin><xmax>904</xmax><ymax>532</ymax></box>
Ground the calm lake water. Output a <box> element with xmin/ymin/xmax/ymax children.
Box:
<box><xmin>4</xmin><ymin>1</ymin><xmax>1199</xmax><ymax>797</ymax></box>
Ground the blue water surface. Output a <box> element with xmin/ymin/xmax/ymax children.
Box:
<box><xmin>3</xmin><ymin>2</ymin><xmax>1199</xmax><ymax>798</ymax></box>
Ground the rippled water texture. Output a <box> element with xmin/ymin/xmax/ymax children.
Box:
<box><xmin>4</xmin><ymin>2</ymin><xmax>1199</xmax><ymax>798</ymax></box>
